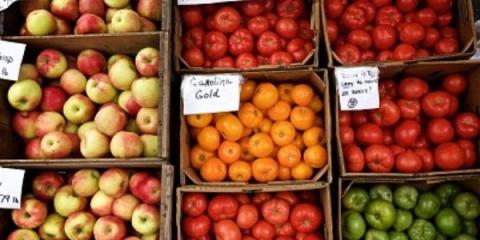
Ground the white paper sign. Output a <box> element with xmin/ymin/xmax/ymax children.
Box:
<box><xmin>0</xmin><ymin>40</ymin><xmax>26</xmax><ymax>81</ymax></box>
<box><xmin>0</xmin><ymin>168</ymin><xmax>25</xmax><ymax>209</ymax></box>
<box><xmin>0</xmin><ymin>0</ymin><xmax>19</xmax><ymax>11</ymax></box>
<box><xmin>335</xmin><ymin>66</ymin><xmax>380</xmax><ymax>111</ymax></box>
<box><xmin>178</xmin><ymin>0</ymin><xmax>243</xmax><ymax>5</ymax></box>
<box><xmin>181</xmin><ymin>74</ymin><xmax>243</xmax><ymax>115</ymax></box>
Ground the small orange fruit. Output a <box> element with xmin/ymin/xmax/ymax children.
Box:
<box><xmin>291</xmin><ymin>161</ymin><xmax>313</xmax><ymax>180</ymax></box>
<box><xmin>253</xmin><ymin>83</ymin><xmax>279</xmax><ymax>110</ymax></box>
<box><xmin>308</xmin><ymin>95</ymin><xmax>323</xmax><ymax>113</ymax></box>
<box><xmin>190</xmin><ymin>145</ymin><xmax>215</xmax><ymax>170</ymax></box>
<box><xmin>240</xmin><ymin>80</ymin><xmax>257</xmax><ymax>102</ymax></box>
<box><xmin>242</xmin><ymin>127</ymin><xmax>253</xmax><ymax>137</ymax></box>
<box><xmin>292</xmin><ymin>132</ymin><xmax>305</xmax><ymax>151</ymax></box>
<box><xmin>216</xmin><ymin>113</ymin><xmax>244</xmax><ymax>141</ymax></box>
<box><xmin>228</xmin><ymin>161</ymin><xmax>252</xmax><ymax>182</ymax></box>
<box><xmin>269</xmin><ymin>145</ymin><xmax>279</xmax><ymax>158</ymax></box>
<box><xmin>304</xmin><ymin>144</ymin><xmax>327</xmax><ymax>168</ymax></box>
<box><xmin>278</xmin><ymin>83</ymin><xmax>294</xmax><ymax>104</ymax></box>
<box><xmin>290</xmin><ymin>106</ymin><xmax>315</xmax><ymax>130</ymax></box>
<box><xmin>290</xmin><ymin>84</ymin><xmax>314</xmax><ymax>106</ymax></box>
<box><xmin>200</xmin><ymin>157</ymin><xmax>227</xmax><ymax>182</ymax></box>
<box><xmin>302</xmin><ymin>127</ymin><xmax>326</xmax><ymax>147</ymax></box>
<box><xmin>186</xmin><ymin>113</ymin><xmax>213</xmax><ymax>128</ymax></box>
<box><xmin>239</xmin><ymin>137</ymin><xmax>255</xmax><ymax>162</ymax></box>
<box><xmin>267</xmin><ymin>100</ymin><xmax>292</xmax><ymax>121</ymax></box>
<box><xmin>251</xmin><ymin>157</ymin><xmax>279</xmax><ymax>183</ymax></box>
<box><xmin>254</xmin><ymin>118</ymin><xmax>273</xmax><ymax>133</ymax></box>
<box><xmin>270</xmin><ymin>121</ymin><xmax>296</xmax><ymax>146</ymax></box>
<box><xmin>238</xmin><ymin>103</ymin><xmax>263</xmax><ymax>128</ymax></box>
<box><xmin>278</xmin><ymin>166</ymin><xmax>291</xmax><ymax>180</ymax></box>
<box><xmin>197</xmin><ymin>126</ymin><xmax>220</xmax><ymax>151</ymax></box>
<box><xmin>277</xmin><ymin>144</ymin><xmax>301</xmax><ymax>168</ymax></box>
<box><xmin>248</xmin><ymin>133</ymin><xmax>274</xmax><ymax>158</ymax></box>
<box><xmin>218</xmin><ymin>141</ymin><xmax>241</xmax><ymax>164</ymax></box>
<box><xmin>212</xmin><ymin>112</ymin><xmax>228</xmax><ymax>124</ymax></box>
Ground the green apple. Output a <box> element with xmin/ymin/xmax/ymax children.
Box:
<box><xmin>140</xmin><ymin>134</ymin><xmax>157</xmax><ymax>157</ymax></box>
<box><xmin>94</xmin><ymin>103</ymin><xmax>127</xmax><ymax>136</ymax></box>
<box><xmin>38</xmin><ymin>213</ymin><xmax>66</xmax><ymax>240</ymax></box>
<box><xmin>78</xmin><ymin>121</ymin><xmax>96</xmax><ymax>139</ymax></box>
<box><xmin>110</xmin><ymin>131</ymin><xmax>143</xmax><ymax>158</ymax></box>
<box><xmin>64</xmin><ymin>212</ymin><xmax>95</xmax><ymax>240</ymax></box>
<box><xmin>104</xmin><ymin>0</ymin><xmax>129</xmax><ymax>8</ymax></box>
<box><xmin>131</xmin><ymin>204</ymin><xmax>160</xmax><ymax>235</ymax></box>
<box><xmin>136</xmin><ymin>108</ymin><xmax>158</xmax><ymax>134</ymax></box>
<box><xmin>63</xmin><ymin>94</ymin><xmax>96</xmax><ymax>124</ymax></box>
<box><xmin>111</xmin><ymin>9</ymin><xmax>142</xmax><ymax>33</ymax></box>
<box><xmin>8</xmin><ymin>79</ymin><xmax>42</xmax><ymax>111</ymax></box>
<box><xmin>7</xmin><ymin>229</ymin><xmax>40</xmax><ymax>240</ymax></box>
<box><xmin>99</xmin><ymin>168</ymin><xmax>129</xmax><ymax>197</ymax></box>
<box><xmin>71</xmin><ymin>169</ymin><xmax>100</xmax><ymax>197</ymax></box>
<box><xmin>109</xmin><ymin>58</ymin><xmax>138</xmax><ymax>90</ymax></box>
<box><xmin>131</xmin><ymin>77</ymin><xmax>159</xmax><ymax>107</ymax></box>
<box><xmin>80</xmin><ymin>129</ymin><xmax>110</xmax><ymax>158</ymax></box>
<box><xmin>26</xmin><ymin>9</ymin><xmax>57</xmax><ymax>36</ymax></box>
<box><xmin>53</xmin><ymin>185</ymin><xmax>87</xmax><ymax>217</ymax></box>
<box><xmin>60</xmin><ymin>69</ymin><xmax>87</xmax><ymax>95</ymax></box>
<box><xmin>90</xmin><ymin>190</ymin><xmax>114</xmax><ymax>216</ymax></box>
<box><xmin>85</xmin><ymin>73</ymin><xmax>117</xmax><ymax>104</ymax></box>
<box><xmin>112</xmin><ymin>194</ymin><xmax>140</xmax><ymax>221</ymax></box>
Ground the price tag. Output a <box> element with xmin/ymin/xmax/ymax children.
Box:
<box><xmin>0</xmin><ymin>0</ymin><xmax>19</xmax><ymax>11</ymax></box>
<box><xmin>0</xmin><ymin>40</ymin><xmax>26</xmax><ymax>81</ymax></box>
<box><xmin>0</xmin><ymin>168</ymin><xmax>25</xmax><ymax>209</ymax></box>
<box><xmin>335</xmin><ymin>66</ymin><xmax>380</xmax><ymax>111</ymax></box>
<box><xmin>181</xmin><ymin>74</ymin><xmax>243</xmax><ymax>115</ymax></box>
<box><xmin>178</xmin><ymin>0</ymin><xmax>243</xmax><ymax>5</ymax></box>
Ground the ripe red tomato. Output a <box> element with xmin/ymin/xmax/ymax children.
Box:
<box><xmin>352</xmin><ymin>0</ymin><xmax>376</xmax><ymax>23</ymax></box>
<box><xmin>344</xmin><ymin>144</ymin><xmax>365</xmax><ymax>172</ymax></box>
<box><xmin>436</xmin><ymin>12</ymin><xmax>452</xmax><ymax>27</ymax></box>
<box><xmin>213</xmin><ymin>56</ymin><xmax>235</xmax><ymax>68</ymax></box>
<box><xmin>276</xmin><ymin>0</ymin><xmax>305</xmax><ymax>19</ymax></box>
<box><xmin>248</xmin><ymin>16</ymin><xmax>270</xmax><ymax>36</ymax></box>
<box><xmin>416</xmin><ymin>48</ymin><xmax>430</xmax><ymax>58</ymax></box>
<box><xmin>235</xmin><ymin>53</ymin><xmax>259</xmax><ymax>69</ymax></box>
<box><xmin>454</xmin><ymin>112</ymin><xmax>479</xmax><ymax>139</ymax></box>
<box><xmin>276</xmin><ymin>222</ymin><xmax>295</xmax><ymax>237</ymax></box>
<box><xmin>375</xmin><ymin>6</ymin><xmax>402</xmax><ymax>27</ymax></box>
<box><xmin>326</xmin><ymin>20</ymin><xmax>338</xmax><ymax>42</ymax></box>
<box><xmin>339</xmin><ymin>111</ymin><xmax>352</xmax><ymax>126</ymax></box>
<box><xmin>394</xmin><ymin>120</ymin><xmax>421</xmax><ymax>147</ymax></box>
<box><xmin>183</xmin><ymin>47</ymin><xmax>205</xmax><ymax>67</ymax></box>
<box><xmin>205</xmin><ymin>16</ymin><xmax>216</xmax><ymax>31</ymax></box>
<box><xmin>415</xmin><ymin>8</ymin><xmax>436</xmax><ymax>27</ymax></box>
<box><xmin>435</xmin><ymin>38</ymin><xmax>459</xmax><ymax>55</ymax></box>
<box><xmin>228</xmin><ymin>28</ymin><xmax>254</xmax><ymax>56</ymax></box>
<box><xmin>214</xmin><ymin>7</ymin><xmax>242</xmax><ymax>33</ymax></box>
<box><xmin>397</xmin><ymin>77</ymin><xmax>429</xmax><ymax>100</ymax></box>
<box><xmin>368</xmin><ymin>99</ymin><xmax>401</xmax><ymax>126</ymax></box>
<box><xmin>341</xmin><ymin>5</ymin><xmax>367</xmax><ymax>30</ymax></box>
<box><xmin>352</xmin><ymin>111</ymin><xmax>368</xmax><ymax>127</ymax></box>
<box><xmin>234</xmin><ymin>193</ymin><xmax>251</xmax><ymax>205</ymax></box>
<box><xmin>426</xmin><ymin>118</ymin><xmax>454</xmax><ymax>144</ymax></box>
<box><xmin>364</xmin><ymin>144</ymin><xmax>394</xmax><ymax>172</ymax></box>
<box><xmin>414</xmin><ymin>147</ymin><xmax>435</xmax><ymax>172</ymax></box>
<box><xmin>270</xmin><ymin>51</ymin><xmax>294</xmax><ymax>65</ymax></box>
<box><xmin>404</xmin><ymin>12</ymin><xmax>415</xmax><ymax>22</ymax></box>
<box><xmin>241</xmin><ymin>0</ymin><xmax>265</xmax><ymax>17</ymax></box>
<box><xmin>371</xmin><ymin>24</ymin><xmax>397</xmax><ymax>51</ymax></box>
<box><xmin>383</xmin><ymin>128</ymin><xmax>394</xmax><ymax>145</ymax></box>
<box><xmin>440</xmin><ymin>27</ymin><xmax>458</xmax><ymax>39</ymax></box>
<box><xmin>203</xmin><ymin>31</ymin><xmax>228</xmax><ymax>60</ymax></box>
<box><xmin>298</xmin><ymin>20</ymin><xmax>315</xmax><ymax>41</ymax></box>
<box><xmin>257</xmin><ymin>31</ymin><xmax>282</xmax><ymax>56</ymax></box>
<box><xmin>215</xmin><ymin>219</ymin><xmax>241</xmax><ymax>240</ymax></box>
<box><xmin>379</xmin><ymin>79</ymin><xmax>397</xmax><ymax>99</ymax></box>
<box><xmin>252</xmin><ymin>192</ymin><xmax>272</xmax><ymax>207</ymax></box>
<box><xmin>340</xmin><ymin>126</ymin><xmax>355</xmax><ymax>146</ymax></box>
<box><xmin>392</xmin><ymin>43</ymin><xmax>416</xmax><ymax>61</ymax></box>
<box><xmin>347</xmin><ymin>29</ymin><xmax>372</xmax><ymax>50</ymax></box>
<box><xmin>426</xmin><ymin>0</ymin><xmax>452</xmax><ymax>14</ymax></box>
<box><xmin>396</xmin><ymin>0</ymin><xmax>419</xmax><ymax>12</ymax></box>
<box><xmin>325</xmin><ymin>0</ymin><xmax>345</xmax><ymax>19</ymax></box>
<box><xmin>442</xmin><ymin>73</ymin><xmax>467</xmax><ymax>95</ymax></box>
<box><xmin>361</xmin><ymin>50</ymin><xmax>376</xmax><ymax>62</ymax></box>
<box><xmin>395</xmin><ymin>150</ymin><xmax>423</xmax><ymax>173</ymax></box>
<box><xmin>290</xmin><ymin>203</ymin><xmax>323</xmax><ymax>233</ymax></box>
<box><xmin>183</xmin><ymin>215</ymin><xmax>212</xmax><ymax>238</ymax></box>
<box><xmin>399</xmin><ymin>23</ymin><xmax>425</xmax><ymax>45</ymax></box>
<box><xmin>355</xmin><ymin>123</ymin><xmax>384</xmax><ymax>145</ymax></box>
<box><xmin>421</xmin><ymin>90</ymin><xmax>454</xmax><ymax>118</ymax></box>
<box><xmin>435</xmin><ymin>142</ymin><xmax>465</xmax><ymax>170</ymax></box>
<box><xmin>421</xmin><ymin>27</ymin><xmax>440</xmax><ymax>48</ymax></box>
<box><xmin>236</xmin><ymin>204</ymin><xmax>259</xmax><ymax>229</ymax></box>
<box><xmin>265</xmin><ymin>13</ymin><xmax>279</xmax><ymax>28</ymax></box>
<box><xmin>262</xmin><ymin>198</ymin><xmax>291</xmax><ymax>225</ymax></box>
<box><xmin>204</xmin><ymin>59</ymin><xmax>213</xmax><ymax>68</ymax></box>
<box><xmin>183</xmin><ymin>28</ymin><xmax>205</xmax><ymax>49</ymax></box>
<box><xmin>287</xmin><ymin>38</ymin><xmax>314</xmax><ymax>62</ymax></box>
<box><xmin>257</xmin><ymin>55</ymin><xmax>270</xmax><ymax>65</ymax></box>
<box><xmin>377</xmin><ymin>50</ymin><xmax>392</xmax><ymax>61</ymax></box>
<box><xmin>391</xmin><ymin>144</ymin><xmax>406</xmax><ymax>156</ymax></box>
<box><xmin>208</xmin><ymin>194</ymin><xmax>239</xmax><ymax>221</ymax></box>
<box><xmin>371</xmin><ymin>0</ymin><xmax>391</xmax><ymax>7</ymax></box>
<box><xmin>275</xmin><ymin>192</ymin><xmax>299</xmax><ymax>206</ymax></box>
<box><xmin>252</xmin><ymin>220</ymin><xmax>276</xmax><ymax>240</ymax></box>
<box><xmin>181</xmin><ymin>6</ymin><xmax>204</xmax><ymax>28</ymax></box>
<box><xmin>457</xmin><ymin>139</ymin><xmax>477</xmax><ymax>168</ymax></box>
<box><xmin>414</xmin><ymin>133</ymin><xmax>430</xmax><ymax>148</ymax></box>
<box><xmin>336</xmin><ymin>44</ymin><xmax>361</xmax><ymax>64</ymax></box>
<box><xmin>397</xmin><ymin>99</ymin><xmax>421</xmax><ymax>119</ymax></box>
<box><xmin>263</xmin><ymin>0</ymin><xmax>275</xmax><ymax>12</ymax></box>
<box><xmin>275</xmin><ymin>18</ymin><xmax>299</xmax><ymax>39</ymax></box>
<box><xmin>182</xmin><ymin>193</ymin><xmax>208</xmax><ymax>217</ymax></box>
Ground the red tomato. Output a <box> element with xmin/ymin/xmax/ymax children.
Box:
<box><xmin>333</xmin><ymin>35</ymin><xmax>347</xmax><ymax>50</ymax></box>
<box><xmin>404</xmin><ymin>12</ymin><xmax>415</xmax><ymax>22</ymax></box>
<box><xmin>275</xmin><ymin>192</ymin><xmax>299</xmax><ymax>206</ymax></box>
<box><xmin>458</xmin><ymin>139</ymin><xmax>477</xmax><ymax>168</ymax></box>
<box><xmin>298</xmin><ymin>21</ymin><xmax>315</xmax><ymax>41</ymax></box>
<box><xmin>203</xmin><ymin>4</ymin><xmax>220</xmax><ymax>15</ymax></box>
<box><xmin>298</xmin><ymin>191</ymin><xmax>318</xmax><ymax>202</ymax></box>
<box><xmin>414</xmin><ymin>148</ymin><xmax>435</xmax><ymax>171</ymax></box>
<box><xmin>426</xmin><ymin>118</ymin><xmax>455</xmax><ymax>144</ymax></box>
<box><xmin>290</xmin><ymin>203</ymin><xmax>323</xmax><ymax>233</ymax></box>
<box><xmin>252</xmin><ymin>220</ymin><xmax>276</xmax><ymax>240</ymax></box>
<box><xmin>257</xmin><ymin>55</ymin><xmax>270</xmax><ymax>65</ymax></box>
<box><xmin>341</xmin><ymin>5</ymin><xmax>367</xmax><ymax>30</ymax></box>
<box><xmin>236</xmin><ymin>204</ymin><xmax>259</xmax><ymax>229</ymax></box>
<box><xmin>252</xmin><ymin>192</ymin><xmax>272</xmax><ymax>207</ymax></box>
<box><xmin>181</xmin><ymin>6</ymin><xmax>204</xmax><ymax>28</ymax></box>
<box><xmin>270</xmin><ymin>51</ymin><xmax>294</xmax><ymax>65</ymax></box>
<box><xmin>183</xmin><ymin>215</ymin><xmax>212</xmax><ymax>238</ymax></box>
<box><xmin>355</xmin><ymin>123</ymin><xmax>384</xmax><ymax>145</ymax></box>
<box><xmin>399</xmin><ymin>23</ymin><xmax>425</xmax><ymax>45</ymax></box>
<box><xmin>435</xmin><ymin>38</ymin><xmax>459</xmax><ymax>55</ymax></box>
<box><xmin>414</xmin><ymin>134</ymin><xmax>430</xmax><ymax>148</ymax></box>
<box><xmin>371</xmin><ymin>0</ymin><xmax>391</xmax><ymax>7</ymax></box>
<box><xmin>340</xmin><ymin>126</ymin><xmax>355</xmax><ymax>146</ymax></box>
<box><xmin>204</xmin><ymin>59</ymin><xmax>213</xmax><ymax>68</ymax></box>
<box><xmin>361</xmin><ymin>50</ymin><xmax>376</xmax><ymax>62</ymax></box>
<box><xmin>303</xmin><ymin>233</ymin><xmax>323</xmax><ymax>240</ymax></box>
<box><xmin>262</xmin><ymin>198</ymin><xmax>291</xmax><ymax>224</ymax></box>
<box><xmin>276</xmin><ymin>0</ymin><xmax>305</xmax><ymax>19</ymax></box>
<box><xmin>421</xmin><ymin>27</ymin><xmax>440</xmax><ymax>48</ymax></box>
<box><xmin>426</xmin><ymin>0</ymin><xmax>452</xmax><ymax>14</ymax></box>
<box><xmin>336</xmin><ymin>44</ymin><xmax>361</xmax><ymax>64</ymax></box>
<box><xmin>248</xmin><ymin>16</ymin><xmax>270</xmax><ymax>36</ymax></box>
<box><xmin>415</xmin><ymin>8</ymin><xmax>436</xmax><ymax>27</ymax></box>
<box><xmin>368</xmin><ymin>99</ymin><xmax>401</xmax><ymax>126</ymax></box>
<box><xmin>397</xmin><ymin>77</ymin><xmax>429</xmax><ymax>100</ymax></box>
<box><xmin>263</xmin><ymin>0</ymin><xmax>275</xmax><ymax>12</ymax></box>
<box><xmin>287</xmin><ymin>38</ymin><xmax>313</xmax><ymax>62</ymax></box>
<box><xmin>242</xmin><ymin>236</ymin><xmax>256</xmax><ymax>240</ymax></box>
<box><xmin>377</xmin><ymin>50</ymin><xmax>393</xmax><ymax>61</ymax></box>
<box><xmin>183</xmin><ymin>47</ymin><xmax>205</xmax><ymax>67</ymax></box>
<box><xmin>228</xmin><ymin>28</ymin><xmax>255</xmax><ymax>56</ymax></box>
<box><xmin>203</xmin><ymin>31</ymin><xmax>228</xmax><ymax>60</ymax></box>
<box><xmin>436</xmin><ymin>12</ymin><xmax>452</xmax><ymax>27</ymax></box>
<box><xmin>257</xmin><ymin>31</ymin><xmax>282</xmax><ymax>56</ymax></box>
<box><xmin>276</xmin><ymin>222</ymin><xmax>295</xmax><ymax>236</ymax></box>
<box><xmin>392</xmin><ymin>43</ymin><xmax>416</xmax><ymax>61</ymax></box>
<box><xmin>214</xmin><ymin>7</ymin><xmax>242</xmax><ymax>33</ymax></box>
<box><xmin>442</xmin><ymin>73</ymin><xmax>467</xmax><ymax>95</ymax></box>
<box><xmin>276</xmin><ymin>18</ymin><xmax>299</xmax><ymax>39</ymax></box>
<box><xmin>383</xmin><ymin>128</ymin><xmax>394</xmax><ymax>145</ymax></box>
<box><xmin>391</xmin><ymin>144</ymin><xmax>406</xmax><ymax>156</ymax></box>
<box><xmin>435</xmin><ymin>142</ymin><xmax>465</xmax><ymax>170</ymax></box>
<box><xmin>396</xmin><ymin>0</ymin><xmax>419</xmax><ymax>12</ymax></box>
<box><xmin>440</xmin><ymin>27</ymin><xmax>458</xmax><ymax>39</ymax></box>
<box><xmin>241</xmin><ymin>0</ymin><xmax>265</xmax><ymax>17</ymax></box>
<box><xmin>365</xmin><ymin>144</ymin><xmax>395</xmax><ymax>172</ymax></box>
<box><xmin>234</xmin><ymin>193</ymin><xmax>251</xmax><ymax>205</ymax></box>
<box><xmin>213</xmin><ymin>56</ymin><xmax>235</xmax><ymax>68</ymax></box>
<box><xmin>205</xmin><ymin>16</ymin><xmax>216</xmax><ymax>31</ymax></box>
<box><xmin>395</xmin><ymin>150</ymin><xmax>423</xmax><ymax>173</ymax></box>
<box><xmin>344</xmin><ymin>144</ymin><xmax>365</xmax><ymax>172</ymax></box>
<box><xmin>454</xmin><ymin>112</ymin><xmax>479</xmax><ymax>139</ymax></box>
<box><xmin>325</xmin><ymin>0</ymin><xmax>345</xmax><ymax>19</ymax></box>
<box><xmin>352</xmin><ymin>111</ymin><xmax>368</xmax><ymax>127</ymax></box>
<box><xmin>182</xmin><ymin>193</ymin><xmax>208</xmax><ymax>217</ymax></box>
<box><xmin>421</xmin><ymin>90</ymin><xmax>453</xmax><ymax>118</ymax></box>
<box><xmin>394</xmin><ymin>120</ymin><xmax>421</xmax><ymax>147</ymax></box>
<box><xmin>347</xmin><ymin>29</ymin><xmax>372</xmax><ymax>50</ymax></box>
<box><xmin>397</xmin><ymin>99</ymin><xmax>421</xmax><ymax>119</ymax></box>
<box><xmin>235</xmin><ymin>53</ymin><xmax>259</xmax><ymax>69</ymax></box>
<box><xmin>352</xmin><ymin>0</ymin><xmax>376</xmax><ymax>23</ymax></box>
<box><xmin>215</xmin><ymin>219</ymin><xmax>241</xmax><ymax>240</ymax></box>
<box><xmin>339</xmin><ymin>111</ymin><xmax>352</xmax><ymax>126</ymax></box>
<box><xmin>375</xmin><ymin>6</ymin><xmax>402</xmax><ymax>27</ymax></box>
<box><xmin>208</xmin><ymin>194</ymin><xmax>239</xmax><ymax>221</ymax></box>
<box><xmin>183</xmin><ymin>28</ymin><xmax>205</xmax><ymax>49</ymax></box>
<box><xmin>265</xmin><ymin>13</ymin><xmax>279</xmax><ymax>28</ymax></box>
<box><xmin>416</xmin><ymin>48</ymin><xmax>430</xmax><ymax>58</ymax></box>
<box><xmin>379</xmin><ymin>79</ymin><xmax>397</xmax><ymax>99</ymax></box>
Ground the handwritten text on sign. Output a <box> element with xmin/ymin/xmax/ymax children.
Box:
<box><xmin>335</xmin><ymin>66</ymin><xmax>380</xmax><ymax>111</ymax></box>
<box><xmin>0</xmin><ymin>40</ymin><xmax>26</xmax><ymax>81</ymax></box>
<box><xmin>0</xmin><ymin>0</ymin><xmax>19</xmax><ymax>11</ymax></box>
<box><xmin>178</xmin><ymin>0</ymin><xmax>243</xmax><ymax>5</ymax></box>
<box><xmin>0</xmin><ymin>168</ymin><xmax>25</xmax><ymax>209</ymax></box>
<box><xmin>181</xmin><ymin>74</ymin><xmax>243</xmax><ymax>115</ymax></box>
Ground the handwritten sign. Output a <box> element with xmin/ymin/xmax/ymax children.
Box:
<box><xmin>335</xmin><ymin>66</ymin><xmax>380</xmax><ymax>111</ymax></box>
<box><xmin>0</xmin><ymin>0</ymin><xmax>19</xmax><ymax>11</ymax></box>
<box><xmin>0</xmin><ymin>168</ymin><xmax>25</xmax><ymax>209</ymax></box>
<box><xmin>178</xmin><ymin>0</ymin><xmax>243</xmax><ymax>5</ymax></box>
<box><xmin>0</xmin><ymin>40</ymin><xmax>26</xmax><ymax>81</ymax></box>
<box><xmin>181</xmin><ymin>74</ymin><xmax>243</xmax><ymax>115</ymax></box>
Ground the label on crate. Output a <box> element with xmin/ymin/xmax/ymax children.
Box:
<box><xmin>0</xmin><ymin>168</ymin><xmax>25</xmax><ymax>209</ymax></box>
<box><xmin>181</xmin><ymin>74</ymin><xmax>243</xmax><ymax>115</ymax></box>
<box><xmin>178</xmin><ymin>0</ymin><xmax>243</xmax><ymax>5</ymax></box>
<box><xmin>335</xmin><ymin>66</ymin><xmax>380</xmax><ymax>111</ymax></box>
<box><xmin>0</xmin><ymin>40</ymin><xmax>26</xmax><ymax>81</ymax></box>
<box><xmin>0</xmin><ymin>0</ymin><xmax>18</xmax><ymax>11</ymax></box>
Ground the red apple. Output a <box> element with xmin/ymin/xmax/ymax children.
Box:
<box><xmin>135</xmin><ymin>47</ymin><xmax>159</xmax><ymax>77</ymax></box>
<box><xmin>94</xmin><ymin>216</ymin><xmax>127</xmax><ymax>240</ymax></box>
<box><xmin>137</xmin><ymin>175</ymin><xmax>161</xmax><ymax>204</ymax></box>
<box><xmin>12</xmin><ymin>111</ymin><xmax>40</xmax><ymax>139</ymax></box>
<box><xmin>54</xmin><ymin>17</ymin><xmax>73</xmax><ymax>35</ymax></box>
<box><xmin>137</xmin><ymin>0</ymin><xmax>161</xmax><ymax>22</ymax></box>
<box><xmin>50</xmin><ymin>0</ymin><xmax>79</xmax><ymax>21</ymax></box>
<box><xmin>76</xmin><ymin>49</ymin><xmax>106</xmax><ymax>77</ymax></box>
<box><xmin>12</xmin><ymin>198</ymin><xmax>48</xmax><ymax>229</ymax></box>
<box><xmin>32</xmin><ymin>171</ymin><xmax>64</xmax><ymax>201</ymax></box>
<box><xmin>35</xmin><ymin>111</ymin><xmax>66</xmax><ymax>137</ymax></box>
<box><xmin>118</xmin><ymin>91</ymin><xmax>141</xmax><ymax>116</ymax></box>
<box><xmin>40</xmin><ymin>86</ymin><xmax>68</xmax><ymax>112</ymax></box>
<box><xmin>36</xmin><ymin>48</ymin><xmax>68</xmax><ymax>79</ymax></box>
<box><xmin>140</xmin><ymin>16</ymin><xmax>157</xmax><ymax>32</ymax></box>
<box><xmin>40</xmin><ymin>131</ymin><xmax>73</xmax><ymax>158</ymax></box>
<box><xmin>74</xmin><ymin>13</ymin><xmax>107</xmax><ymax>35</ymax></box>
<box><xmin>79</xmin><ymin>0</ymin><xmax>105</xmax><ymax>17</ymax></box>
<box><xmin>25</xmin><ymin>138</ymin><xmax>45</xmax><ymax>159</ymax></box>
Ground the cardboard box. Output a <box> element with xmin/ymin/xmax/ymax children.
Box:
<box><xmin>177</xmin><ymin>182</ymin><xmax>333</xmax><ymax>240</ymax></box>
<box><xmin>173</xmin><ymin>0</ymin><xmax>321</xmax><ymax>73</ymax></box>
<box><xmin>321</xmin><ymin>0</ymin><xmax>477</xmax><ymax>67</ymax></box>
<box><xmin>334</xmin><ymin>61</ymin><xmax>480</xmax><ymax>178</ymax></box>
<box><xmin>0</xmin><ymin>163</ymin><xmax>174</xmax><ymax>240</ymax></box>
<box><xmin>180</xmin><ymin>70</ymin><xmax>332</xmax><ymax>186</ymax></box>
<box><xmin>0</xmin><ymin>32</ymin><xmax>171</xmax><ymax>164</ymax></box>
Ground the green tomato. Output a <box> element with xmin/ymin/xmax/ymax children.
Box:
<box><xmin>452</xmin><ymin>234</ymin><xmax>476</xmax><ymax>240</ymax></box>
<box><xmin>408</xmin><ymin>219</ymin><xmax>437</xmax><ymax>240</ymax></box>
<box><xmin>342</xmin><ymin>210</ymin><xmax>366</xmax><ymax>240</ymax></box>
<box><xmin>365</xmin><ymin>229</ymin><xmax>389</xmax><ymax>240</ymax></box>
<box><xmin>369</xmin><ymin>184</ymin><xmax>393</xmax><ymax>202</ymax></box>
<box><xmin>389</xmin><ymin>231</ymin><xmax>409</xmax><ymax>240</ymax></box>
<box><xmin>434</xmin><ymin>208</ymin><xmax>462</xmax><ymax>237</ymax></box>
<box><xmin>365</xmin><ymin>199</ymin><xmax>396</xmax><ymax>231</ymax></box>
<box><xmin>414</xmin><ymin>192</ymin><xmax>441</xmax><ymax>219</ymax></box>
<box><xmin>394</xmin><ymin>185</ymin><xmax>419</xmax><ymax>210</ymax></box>
<box><xmin>434</xmin><ymin>183</ymin><xmax>461</xmax><ymax>207</ymax></box>
<box><xmin>342</xmin><ymin>187</ymin><xmax>370</xmax><ymax>212</ymax></box>
<box><xmin>453</xmin><ymin>192</ymin><xmax>480</xmax><ymax>220</ymax></box>
<box><xmin>394</xmin><ymin>209</ymin><xmax>413</xmax><ymax>232</ymax></box>
<box><xmin>462</xmin><ymin>220</ymin><xmax>478</xmax><ymax>236</ymax></box>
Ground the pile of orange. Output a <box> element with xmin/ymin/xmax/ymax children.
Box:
<box><xmin>187</xmin><ymin>80</ymin><xmax>327</xmax><ymax>183</ymax></box>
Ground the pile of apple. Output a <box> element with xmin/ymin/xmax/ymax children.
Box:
<box><xmin>7</xmin><ymin>46</ymin><xmax>160</xmax><ymax>159</ymax></box>
<box><xmin>19</xmin><ymin>0</ymin><xmax>160</xmax><ymax>36</ymax></box>
<box><xmin>7</xmin><ymin>168</ymin><xmax>162</xmax><ymax>240</ymax></box>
